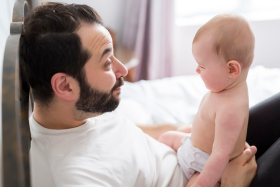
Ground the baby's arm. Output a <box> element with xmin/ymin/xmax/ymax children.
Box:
<box><xmin>191</xmin><ymin>107</ymin><xmax>246</xmax><ymax>187</ymax></box>
<box><xmin>158</xmin><ymin>131</ymin><xmax>188</xmax><ymax>152</ymax></box>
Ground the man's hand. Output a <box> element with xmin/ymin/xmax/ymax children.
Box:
<box><xmin>221</xmin><ymin>146</ymin><xmax>257</xmax><ymax>187</ymax></box>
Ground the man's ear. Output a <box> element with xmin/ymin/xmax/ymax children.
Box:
<box><xmin>227</xmin><ymin>60</ymin><xmax>241</xmax><ymax>79</ymax></box>
<box><xmin>51</xmin><ymin>73</ymin><xmax>77</xmax><ymax>101</ymax></box>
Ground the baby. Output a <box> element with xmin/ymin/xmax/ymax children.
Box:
<box><xmin>158</xmin><ymin>13</ymin><xmax>255</xmax><ymax>187</ymax></box>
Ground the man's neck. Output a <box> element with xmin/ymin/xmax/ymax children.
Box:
<box><xmin>33</xmin><ymin>102</ymin><xmax>86</xmax><ymax>130</ymax></box>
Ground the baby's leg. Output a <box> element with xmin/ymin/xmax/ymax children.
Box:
<box><xmin>158</xmin><ymin>131</ymin><xmax>188</xmax><ymax>152</ymax></box>
<box><xmin>186</xmin><ymin>172</ymin><xmax>220</xmax><ymax>187</ymax></box>
<box><xmin>137</xmin><ymin>123</ymin><xmax>185</xmax><ymax>139</ymax></box>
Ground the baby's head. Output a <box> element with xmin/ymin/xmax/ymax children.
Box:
<box><xmin>192</xmin><ymin>13</ymin><xmax>255</xmax><ymax>92</ymax></box>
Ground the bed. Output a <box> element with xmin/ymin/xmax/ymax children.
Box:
<box><xmin>116</xmin><ymin>65</ymin><xmax>280</xmax><ymax>125</ymax></box>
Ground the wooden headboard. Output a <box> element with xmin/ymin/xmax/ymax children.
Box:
<box><xmin>2</xmin><ymin>1</ymin><xmax>31</xmax><ymax>186</ymax></box>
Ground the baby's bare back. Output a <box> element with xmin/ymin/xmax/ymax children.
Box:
<box><xmin>191</xmin><ymin>83</ymin><xmax>249</xmax><ymax>159</ymax></box>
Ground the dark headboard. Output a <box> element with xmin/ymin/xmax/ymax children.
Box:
<box><xmin>2</xmin><ymin>1</ymin><xmax>31</xmax><ymax>186</ymax></box>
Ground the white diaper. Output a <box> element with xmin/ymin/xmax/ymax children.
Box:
<box><xmin>177</xmin><ymin>134</ymin><xmax>210</xmax><ymax>182</ymax></box>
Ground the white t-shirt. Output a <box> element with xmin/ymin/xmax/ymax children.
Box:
<box><xmin>30</xmin><ymin>112</ymin><xmax>186</xmax><ymax>187</ymax></box>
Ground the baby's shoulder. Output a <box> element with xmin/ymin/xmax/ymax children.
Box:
<box><xmin>218</xmin><ymin>96</ymin><xmax>249</xmax><ymax>119</ymax></box>
<box><xmin>212</xmin><ymin>90</ymin><xmax>248</xmax><ymax>108</ymax></box>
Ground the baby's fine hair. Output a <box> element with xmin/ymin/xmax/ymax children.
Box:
<box><xmin>193</xmin><ymin>13</ymin><xmax>255</xmax><ymax>69</ymax></box>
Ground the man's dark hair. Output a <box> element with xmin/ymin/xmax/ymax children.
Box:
<box><xmin>21</xmin><ymin>2</ymin><xmax>103</xmax><ymax>106</ymax></box>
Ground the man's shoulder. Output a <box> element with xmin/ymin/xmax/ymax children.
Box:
<box><xmin>94</xmin><ymin>111</ymin><xmax>137</xmax><ymax>129</ymax></box>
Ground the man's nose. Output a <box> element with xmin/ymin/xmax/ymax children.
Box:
<box><xmin>114</xmin><ymin>58</ymin><xmax>128</xmax><ymax>79</ymax></box>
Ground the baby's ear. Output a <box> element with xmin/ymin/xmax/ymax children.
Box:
<box><xmin>227</xmin><ymin>60</ymin><xmax>241</xmax><ymax>79</ymax></box>
<box><xmin>51</xmin><ymin>73</ymin><xmax>77</xmax><ymax>101</ymax></box>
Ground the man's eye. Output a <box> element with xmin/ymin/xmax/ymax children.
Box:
<box><xmin>105</xmin><ymin>59</ymin><xmax>113</xmax><ymax>67</ymax></box>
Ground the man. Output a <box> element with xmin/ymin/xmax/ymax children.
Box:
<box><xmin>21</xmin><ymin>3</ymin><xmax>257</xmax><ymax>187</ymax></box>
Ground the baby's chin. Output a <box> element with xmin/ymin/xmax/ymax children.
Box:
<box><xmin>210</xmin><ymin>90</ymin><xmax>223</xmax><ymax>93</ymax></box>
<box><xmin>207</xmin><ymin>86</ymin><xmax>225</xmax><ymax>93</ymax></box>
<box><xmin>205</xmin><ymin>82</ymin><xmax>231</xmax><ymax>93</ymax></box>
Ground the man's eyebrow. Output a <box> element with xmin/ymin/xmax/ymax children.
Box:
<box><xmin>99</xmin><ymin>47</ymin><xmax>112</xmax><ymax>62</ymax></box>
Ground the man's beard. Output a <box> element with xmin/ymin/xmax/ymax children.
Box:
<box><xmin>75</xmin><ymin>77</ymin><xmax>124</xmax><ymax>114</ymax></box>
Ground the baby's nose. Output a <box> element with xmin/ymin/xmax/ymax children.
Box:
<box><xmin>196</xmin><ymin>66</ymin><xmax>200</xmax><ymax>74</ymax></box>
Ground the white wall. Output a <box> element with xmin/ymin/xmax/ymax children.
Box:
<box><xmin>0</xmin><ymin>0</ymin><xmax>17</xmax><ymax>67</ymax></box>
<box><xmin>173</xmin><ymin>19</ymin><xmax>280</xmax><ymax>76</ymax></box>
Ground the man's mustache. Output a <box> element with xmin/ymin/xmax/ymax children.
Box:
<box><xmin>111</xmin><ymin>77</ymin><xmax>124</xmax><ymax>92</ymax></box>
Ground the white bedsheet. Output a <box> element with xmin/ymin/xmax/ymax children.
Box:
<box><xmin>115</xmin><ymin>65</ymin><xmax>280</xmax><ymax>125</ymax></box>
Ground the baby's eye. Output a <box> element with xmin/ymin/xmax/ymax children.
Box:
<box><xmin>199</xmin><ymin>66</ymin><xmax>205</xmax><ymax>69</ymax></box>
